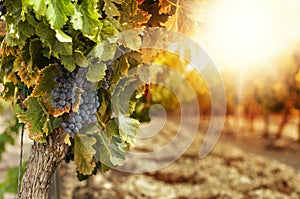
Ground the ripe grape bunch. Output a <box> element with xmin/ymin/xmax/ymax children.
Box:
<box><xmin>52</xmin><ymin>67</ymin><xmax>76</xmax><ymax>110</ymax></box>
<box><xmin>52</xmin><ymin>67</ymin><xmax>100</xmax><ymax>136</ymax></box>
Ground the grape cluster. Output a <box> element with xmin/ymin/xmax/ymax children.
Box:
<box><xmin>53</xmin><ymin>67</ymin><xmax>100</xmax><ymax>136</ymax></box>
<box><xmin>52</xmin><ymin>67</ymin><xmax>76</xmax><ymax>110</ymax></box>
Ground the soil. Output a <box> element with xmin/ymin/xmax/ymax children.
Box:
<box><xmin>1</xmin><ymin>114</ymin><xmax>300</xmax><ymax>199</ymax></box>
<box><xmin>71</xmin><ymin>115</ymin><xmax>300</xmax><ymax>199</ymax></box>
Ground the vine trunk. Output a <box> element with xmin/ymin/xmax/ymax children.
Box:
<box><xmin>20</xmin><ymin>129</ymin><xmax>69</xmax><ymax>199</ymax></box>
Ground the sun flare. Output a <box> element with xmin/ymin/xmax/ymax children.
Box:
<box><xmin>198</xmin><ymin>0</ymin><xmax>300</xmax><ymax>70</ymax></box>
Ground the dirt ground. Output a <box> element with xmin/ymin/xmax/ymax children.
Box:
<box><xmin>71</xmin><ymin>115</ymin><xmax>300</xmax><ymax>199</ymax></box>
<box><xmin>1</xmin><ymin>114</ymin><xmax>300</xmax><ymax>199</ymax></box>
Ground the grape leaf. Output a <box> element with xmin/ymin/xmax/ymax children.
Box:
<box><xmin>104</xmin><ymin>119</ymin><xmax>119</xmax><ymax>137</ymax></box>
<box><xmin>55</xmin><ymin>29</ymin><xmax>72</xmax><ymax>43</ymax></box>
<box><xmin>17</xmin><ymin>61</ymin><xmax>39</xmax><ymax>88</ymax></box>
<box><xmin>98</xmin><ymin>19</ymin><xmax>119</xmax><ymax>41</ymax></box>
<box><xmin>23</xmin><ymin>0</ymin><xmax>47</xmax><ymax>18</ymax></box>
<box><xmin>109</xmin><ymin>136</ymin><xmax>126</xmax><ymax>165</ymax></box>
<box><xmin>60</xmin><ymin>55</ymin><xmax>76</xmax><ymax>72</ymax></box>
<box><xmin>0</xmin><ymin>82</ymin><xmax>16</xmax><ymax>101</ymax></box>
<box><xmin>110</xmin><ymin>55</ymin><xmax>130</xmax><ymax>83</ymax></box>
<box><xmin>70</xmin><ymin>5</ymin><xmax>83</xmax><ymax>30</ymax></box>
<box><xmin>111</xmin><ymin>72</ymin><xmax>142</xmax><ymax>145</ymax></box>
<box><xmin>45</xmin><ymin>0</ymin><xmax>74</xmax><ymax>29</ymax></box>
<box><xmin>95</xmin><ymin>130</ymin><xmax>126</xmax><ymax>168</ymax></box>
<box><xmin>18</xmin><ymin>97</ymin><xmax>49</xmax><ymax>141</ymax></box>
<box><xmin>91</xmin><ymin>40</ymin><xmax>117</xmax><ymax>62</ymax></box>
<box><xmin>53</xmin><ymin>41</ymin><xmax>73</xmax><ymax>56</ymax></box>
<box><xmin>74</xmin><ymin>133</ymin><xmax>97</xmax><ymax>175</ymax></box>
<box><xmin>29</xmin><ymin>38</ymin><xmax>42</xmax><ymax>66</ymax></box>
<box><xmin>32</xmin><ymin>64</ymin><xmax>59</xmax><ymax>97</ymax></box>
<box><xmin>74</xmin><ymin>50</ymin><xmax>86</xmax><ymax>67</ymax></box>
<box><xmin>119</xmin><ymin>0</ymin><xmax>151</xmax><ymax>30</ymax></box>
<box><xmin>118</xmin><ymin>113</ymin><xmax>139</xmax><ymax>145</ymax></box>
<box><xmin>86</xmin><ymin>62</ymin><xmax>106</xmax><ymax>82</ymax></box>
<box><xmin>158</xmin><ymin>0</ymin><xmax>174</xmax><ymax>15</ymax></box>
<box><xmin>121</xmin><ymin>30</ymin><xmax>142</xmax><ymax>51</ymax></box>
<box><xmin>36</xmin><ymin>22</ymin><xmax>73</xmax><ymax>57</ymax></box>
<box><xmin>36</xmin><ymin>22</ymin><xmax>56</xmax><ymax>54</ymax></box>
<box><xmin>18</xmin><ymin>20</ymin><xmax>36</xmax><ymax>38</ymax></box>
<box><xmin>73</xmin><ymin>0</ymin><xmax>101</xmax><ymax>39</ymax></box>
<box><xmin>98</xmin><ymin>88</ymin><xmax>112</xmax><ymax>123</ymax></box>
<box><xmin>104</xmin><ymin>0</ymin><xmax>120</xmax><ymax>18</ymax></box>
<box><xmin>51</xmin><ymin>117</ymin><xmax>63</xmax><ymax>129</ymax></box>
<box><xmin>4</xmin><ymin>0</ymin><xmax>27</xmax><ymax>47</ymax></box>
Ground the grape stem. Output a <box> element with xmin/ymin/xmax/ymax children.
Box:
<box><xmin>96</xmin><ymin>112</ymin><xmax>106</xmax><ymax>130</ymax></box>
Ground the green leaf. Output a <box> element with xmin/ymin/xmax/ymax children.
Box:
<box><xmin>24</xmin><ymin>0</ymin><xmax>47</xmax><ymax>17</ymax></box>
<box><xmin>51</xmin><ymin>117</ymin><xmax>63</xmax><ymax>129</ymax></box>
<box><xmin>95</xmin><ymin>130</ymin><xmax>126</xmax><ymax>168</ymax></box>
<box><xmin>90</xmin><ymin>41</ymin><xmax>117</xmax><ymax>62</ymax></box>
<box><xmin>121</xmin><ymin>29</ymin><xmax>142</xmax><ymax>51</ymax></box>
<box><xmin>18</xmin><ymin>97</ymin><xmax>49</xmax><ymax>141</ymax></box>
<box><xmin>111</xmin><ymin>73</ymin><xmax>142</xmax><ymax>145</ymax></box>
<box><xmin>118</xmin><ymin>113</ymin><xmax>139</xmax><ymax>145</ymax></box>
<box><xmin>74</xmin><ymin>134</ymin><xmax>97</xmax><ymax>175</ymax></box>
<box><xmin>4</xmin><ymin>0</ymin><xmax>27</xmax><ymax>47</ymax></box>
<box><xmin>53</xmin><ymin>40</ymin><xmax>73</xmax><ymax>56</ymax></box>
<box><xmin>109</xmin><ymin>136</ymin><xmax>126</xmax><ymax>166</ymax></box>
<box><xmin>18</xmin><ymin>20</ymin><xmax>36</xmax><ymax>38</ymax></box>
<box><xmin>111</xmin><ymin>55</ymin><xmax>130</xmax><ymax>83</ymax></box>
<box><xmin>74</xmin><ymin>50</ymin><xmax>86</xmax><ymax>66</ymax></box>
<box><xmin>104</xmin><ymin>119</ymin><xmax>119</xmax><ymax>137</ymax></box>
<box><xmin>55</xmin><ymin>29</ymin><xmax>72</xmax><ymax>43</ymax></box>
<box><xmin>98</xmin><ymin>88</ymin><xmax>112</xmax><ymax>123</ymax></box>
<box><xmin>70</xmin><ymin>5</ymin><xmax>83</xmax><ymax>30</ymax></box>
<box><xmin>29</xmin><ymin>38</ymin><xmax>43</xmax><ymax>68</ymax></box>
<box><xmin>86</xmin><ymin>62</ymin><xmax>106</xmax><ymax>82</ymax></box>
<box><xmin>61</xmin><ymin>55</ymin><xmax>76</xmax><ymax>72</ymax></box>
<box><xmin>36</xmin><ymin>22</ymin><xmax>56</xmax><ymax>51</ymax></box>
<box><xmin>73</xmin><ymin>0</ymin><xmax>101</xmax><ymax>39</ymax></box>
<box><xmin>104</xmin><ymin>0</ymin><xmax>120</xmax><ymax>18</ymax></box>
<box><xmin>111</xmin><ymin>73</ymin><xmax>141</xmax><ymax>115</ymax></box>
<box><xmin>45</xmin><ymin>0</ymin><xmax>74</xmax><ymax>29</ymax></box>
<box><xmin>99</xmin><ymin>19</ymin><xmax>118</xmax><ymax>40</ymax></box>
<box><xmin>36</xmin><ymin>22</ymin><xmax>73</xmax><ymax>57</ymax></box>
<box><xmin>26</xmin><ymin>12</ymin><xmax>39</xmax><ymax>27</ymax></box>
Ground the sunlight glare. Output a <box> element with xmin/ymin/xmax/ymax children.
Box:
<box><xmin>197</xmin><ymin>0</ymin><xmax>300</xmax><ymax>70</ymax></box>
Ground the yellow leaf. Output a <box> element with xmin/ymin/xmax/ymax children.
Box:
<box><xmin>74</xmin><ymin>134</ymin><xmax>97</xmax><ymax>175</ymax></box>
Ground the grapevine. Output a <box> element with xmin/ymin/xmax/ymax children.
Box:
<box><xmin>0</xmin><ymin>0</ymin><xmax>196</xmax><ymax>197</ymax></box>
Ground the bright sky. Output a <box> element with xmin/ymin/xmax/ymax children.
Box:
<box><xmin>195</xmin><ymin>0</ymin><xmax>300</xmax><ymax>70</ymax></box>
